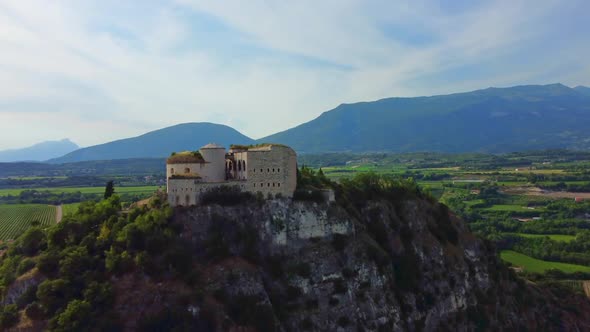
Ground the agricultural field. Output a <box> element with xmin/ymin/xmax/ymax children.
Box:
<box><xmin>500</xmin><ymin>250</ymin><xmax>590</xmax><ymax>274</ymax></box>
<box><xmin>0</xmin><ymin>204</ymin><xmax>56</xmax><ymax>241</ymax></box>
<box><xmin>506</xmin><ymin>233</ymin><xmax>576</xmax><ymax>242</ymax></box>
<box><xmin>0</xmin><ymin>185</ymin><xmax>159</xmax><ymax>197</ymax></box>
<box><xmin>300</xmin><ymin>150</ymin><xmax>590</xmax><ymax>281</ymax></box>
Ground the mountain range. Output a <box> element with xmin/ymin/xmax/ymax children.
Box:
<box><xmin>8</xmin><ymin>83</ymin><xmax>590</xmax><ymax>163</ymax></box>
<box><xmin>49</xmin><ymin>123</ymin><xmax>254</xmax><ymax>163</ymax></box>
<box><xmin>0</xmin><ymin>139</ymin><xmax>79</xmax><ymax>162</ymax></box>
<box><xmin>262</xmin><ymin>83</ymin><xmax>590</xmax><ymax>153</ymax></box>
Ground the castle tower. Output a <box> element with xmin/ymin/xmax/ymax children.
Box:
<box><xmin>199</xmin><ymin>143</ymin><xmax>226</xmax><ymax>182</ymax></box>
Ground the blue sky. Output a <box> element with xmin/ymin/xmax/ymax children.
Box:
<box><xmin>0</xmin><ymin>0</ymin><xmax>588</xmax><ymax>149</ymax></box>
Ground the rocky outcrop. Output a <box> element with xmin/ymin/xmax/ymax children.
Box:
<box><xmin>173</xmin><ymin>198</ymin><xmax>590</xmax><ymax>331</ymax></box>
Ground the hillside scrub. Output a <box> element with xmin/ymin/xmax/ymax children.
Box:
<box><xmin>0</xmin><ymin>171</ymin><xmax>589</xmax><ymax>330</ymax></box>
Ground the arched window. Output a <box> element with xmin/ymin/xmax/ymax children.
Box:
<box><xmin>272</xmin><ymin>168</ymin><xmax>275</xmax><ymax>172</ymax></box>
<box><xmin>278</xmin><ymin>183</ymin><xmax>281</xmax><ymax>187</ymax></box>
<box><xmin>278</xmin><ymin>168</ymin><xmax>280</xmax><ymax>172</ymax></box>
<box><xmin>184</xmin><ymin>168</ymin><xmax>190</xmax><ymax>174</ymax></box>
<box><xmin>185</xmin><ymin>195</ymin><xmax>190</xmax><ymax>206</ymax></box>
<box><xmin>267</xmin><ymin>168</ymin><xmax>270</xmax><ymax>172</ymax></box>
<box><xmin>171</xmin><ymin>168</ymin><xmax>175</xmax><ymax>174</ymax></box>
<box><xmin>242</xmin><ymin>160</ymin><xmax>246</xmax><ymax>171</ymax></box>
<box><xmin>238</xmin><ymin>161</ymin><xmax>242</xmax><ymax>171</ymax></box>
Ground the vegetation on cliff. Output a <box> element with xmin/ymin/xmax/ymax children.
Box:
<box><xmin>0</xmin><ymin>171</ymin><xmax>589</xmax><ymax>331</ymax></box>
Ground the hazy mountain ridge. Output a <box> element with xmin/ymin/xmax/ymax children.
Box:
<box><xmin>261</xmin><ymin>83</ymin><xmax>590</xmax><ymax>153</ymax></box>
<box><xmin>14</xmin><ymin>83</ymin><xmax>590</xmax><ymax>163</ymax></box>
<box><xmin>49</xmin><ymin>123</ymin><xmax>254</xmax><ymax>163</ymax></box>
<box><xmin>0</xmin><ymin>139</ymin><xmax>78</xmax><ymax>162</ymax></box>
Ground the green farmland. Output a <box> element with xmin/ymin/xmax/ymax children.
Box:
<box><xmin>0</xmin><ymin>185</ymin><xmax>159</xmax><ymax>197</ymax></box>
<box><xmin>500</xmin><ymin>250</ymin><xmax>590</xmax><ymax>274</ymax></box>
<box><xmin>0</xmin><ymin>204</ymin><xmax>56</xmax><ymax>241</ymax></box>
<box><xmin>507</xmin><ymin>233</ymin><xmax>576</xmax><ymax>242</ymax></box>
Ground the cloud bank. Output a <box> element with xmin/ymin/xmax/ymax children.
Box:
<box><xmin>0</xmin><ymin>0</ymin><xmax>588</xmax><ymax>149</ymax></box>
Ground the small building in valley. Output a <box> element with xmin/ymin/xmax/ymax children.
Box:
<box><xmin>166</xmin><ymin>143</ymin><xmax>297</xmax><ymax>206</ymax></box>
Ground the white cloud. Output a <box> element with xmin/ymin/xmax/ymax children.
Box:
<box><xmin>0</xmin><ymin>0</ymin><xmax>587</xmax><ymax>150</ymax></box>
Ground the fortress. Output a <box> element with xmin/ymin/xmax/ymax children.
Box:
<box><xmin>166</xmin><ymin>143</ymin><xmax>297</xmax><ymax>206</ymax></box>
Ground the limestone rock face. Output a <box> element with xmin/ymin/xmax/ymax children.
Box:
<box><xmin>175</xmin><ymin>198</ymin><xmax>590</xmax><ymax>331</ymax></box>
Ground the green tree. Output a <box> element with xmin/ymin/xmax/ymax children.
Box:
<box><xmin>104</xmin><ymin>181</ymin><xmax>115</xmax><ymax>199</ymax></box>
<box><xmin>53</xmin><ymin>299</ymin><xmax>92</xmax><ymax>331</ymax></box>
<box><xmin>0</xmin><ymin>304</ymin><xmax>18</xmax><ymax>329</ymax></box>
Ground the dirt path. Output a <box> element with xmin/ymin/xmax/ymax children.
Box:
<box><xmin>55</xmin><ymin>205</ymin><xmax>63</xmax><ymax>223</ymax></box>
<box><xmin>583</xmin><ymin>281</ymin><xmax>590</xmax><ymax>299</ymax></box>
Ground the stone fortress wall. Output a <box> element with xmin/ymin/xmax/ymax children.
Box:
<box><xmin>167</xmin><ymin>143</ymin><xmax>297</xmax><ymax>207</ymax></box>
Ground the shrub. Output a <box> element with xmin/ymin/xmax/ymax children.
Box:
<box><xmin>0</xmin><ymin>304</ymin><xmax>18</xmax><ymax>329</ymax></box>
<box><xmin>201</xmin><ymin>186</ymin><xmax>255</xmax><ymax>206</ymax></box>
<box><xmin>17</xmin><ymin>227</ymin><xmax>47</xmax><ymax>256</ymax></box>
<box><xmin>293</xmin><ymin>189</ymin><xmax>325</xmax><ymax>203</ymax></box>
<box><xmin>36</xmin><ymin>279</ymin><xmax>71</xmax><ymax>315</ymax></box>
<box><xmin>16</xmin><ymin>284</ymin><xmax>38</xmax><ymax>309</ymax></box>
<box><xmin>25</xmin><ymin>302</ymin><xmax>45</xmax><ymax>320</ymax></box>
<box><xmin>16</xmin><ymin>258</ymin><xmax>36</xmax><ymax>276</ymax></box>
<box><xmin>36</xmin><ymin>252</ymin><xmax>60</xmax><ymax>277</ymax></box>
<box><xmin>52</xmin><ymin>299</ymin><xmax>92</xmax><ymax>331</ymax></box>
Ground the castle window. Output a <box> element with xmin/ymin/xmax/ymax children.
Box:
<box><xmin>184</xmin><ymin>168</ymin><xmax>190</xmax><ymax>174</ymax></box>
<box><xmin>243</xmin><ymin>160</ymin><xmax>246</xmax><ymax>170</ymax></box>
<box><xmin>253</xmin><ymin>169</ymin><xmax>255</xmax><ymax>173</ymax></box>
<box><xmin>272</xmin><ymin>183</ymin><xmax>275</xmax><ymax>187</ymax></box>
<box><xmin>171</xmin><ymin>168</ymin><xmax>175</xmax><ymax>174</ymax></box>
<box><xmin>267</xmin><ymin>168</ymin><xmax>270</xmax><ymax>172</ymax></box>
<box><xmin>272</xmin><ymin>168</ymin><xmax>275</xmax><ymax>172</ymax></box>
<box><xmin>261</xmin><ymin>183</ymin><xmax>264</xmax><ymax>187</ymax></box>
<box><xmin>278</xmin><ymin>183</ymin><xmax>281</xmax><ymax>187</ymax></box>
<box><xmin>268</xmin><ymin>183</ymin><xmax>270</xmax><ymax>187</ymax></box>
<box><xmin>238</xmin><ymin>161</ymin><xmax>242</xmax><ymax>171</ymax></box>
<box><xmin>185</xmin><ymin>195</ymin><xmax>190</xmax><ymax>206</ymax></box>
<box><xmin>253</xmin><ymin>183</ymin><xmax>256</xmax><ymax>187</ymax></box>
<box><xmin>278</xmin><ymin>168</ymin><xmax>280</xmax><ymax>172</ymax></box>
<box><xmin>260</xmin><ymin>169</ymin><xmax>263</xmax><ymax>172</ymax></box>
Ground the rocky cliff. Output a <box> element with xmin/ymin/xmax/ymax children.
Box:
<box><xmin>167</xmin><ymin>197</ymin><xmax>590</xmax><ymax>331</ymax></box>
<box><xmin>2</xmin><ymin>191</ymin><xmax>589</xmax><ymax>331</ymax></box>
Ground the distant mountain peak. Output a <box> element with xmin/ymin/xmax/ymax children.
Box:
<box><xmin>49</xmin><ymin>122</ymin><xmax>254</xmax><ymax>163</ymax></box>
<box><xmin>0</xmin><ymin>139</ymin><xmax>79</xmax><ymax>162</ymax></box>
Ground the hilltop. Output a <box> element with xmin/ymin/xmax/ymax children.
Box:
<box><xmin>0</xmin><ymin>139</ymin><xmax>78</xmax><ymax>162</ymax></box>
<box><xmin>49</xmin><ymin>123</ymin><xmax>254</xmax><ymax>163</ymax></box>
